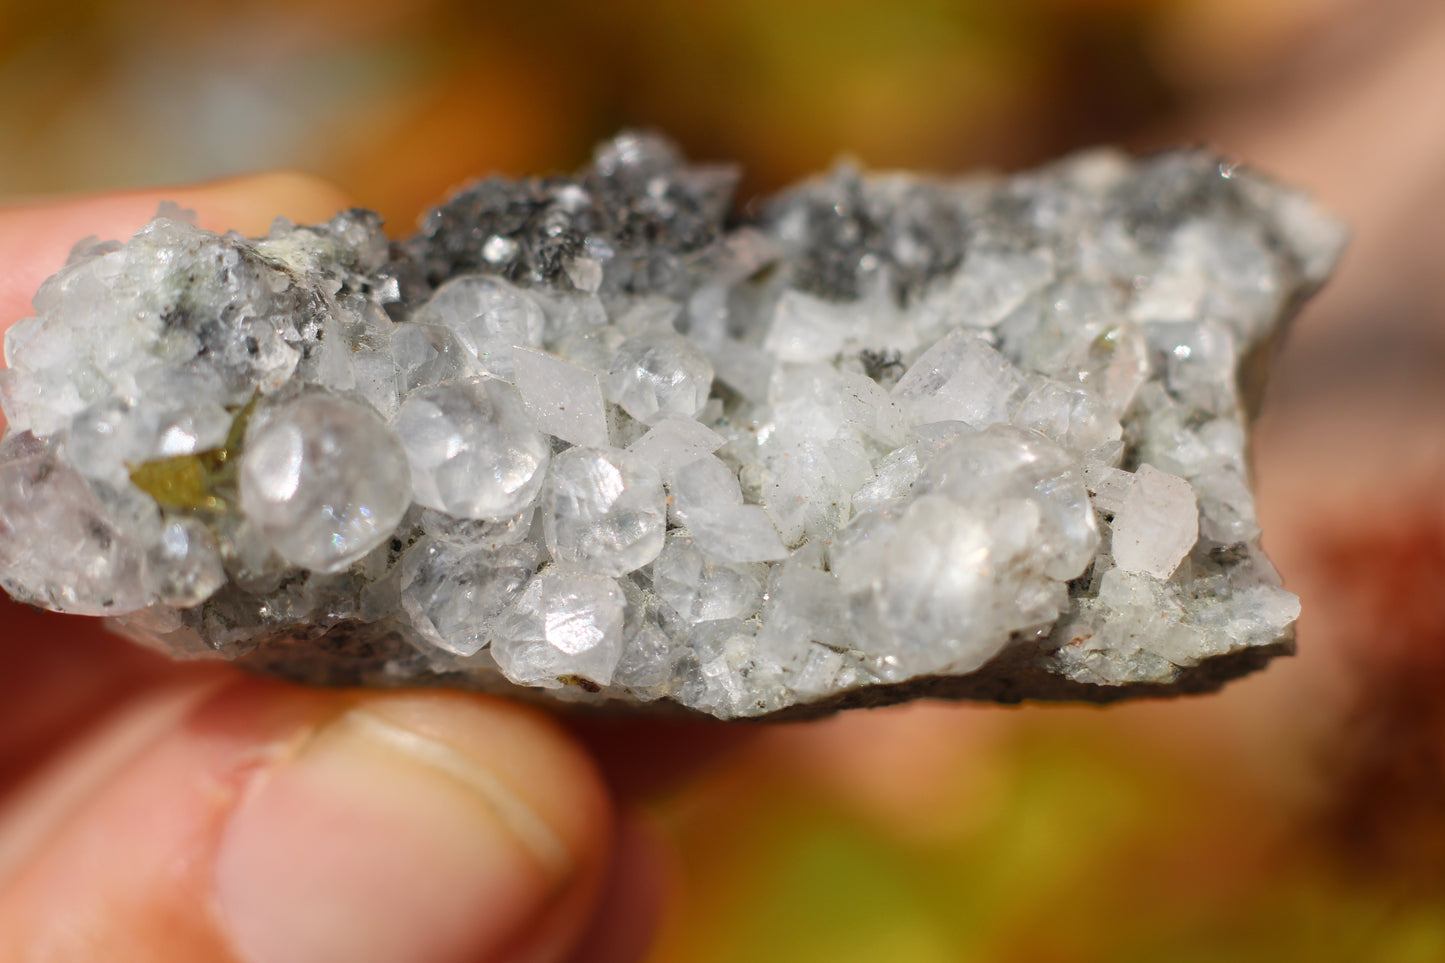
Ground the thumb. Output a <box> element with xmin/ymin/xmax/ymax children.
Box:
<box><xmin>0</xmin><ymin>680</ymin><xmax>612</xmax><ymax>963</ymax></box>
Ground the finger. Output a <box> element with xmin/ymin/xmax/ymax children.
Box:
<box><xmin>560</xmin><ymin>812</ymin><xmax>671</xmax><ymax>963</ymax></box>
<box><xmin>0</xmin><ymin>170</ymin><xmax>353</xmax><ymax>328</ymax></box>
<box><xmin>0</xmin><ymin>598</ymin><xmax>208</xmax><ymax>799</ymax></box>
<box><xmin>0</xmin><ymin>679</ymin><xmax>613</xmax><ymax>963</ymax></box>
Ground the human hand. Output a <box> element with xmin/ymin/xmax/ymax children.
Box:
<box><xmin>0</xmin><ymin>176</ymin><xmax>675</xmax><ymax>963</ymax></box>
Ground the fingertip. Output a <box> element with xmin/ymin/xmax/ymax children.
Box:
<box><xmin>211</xmin><ymin>687</ymin><xmax>614</xmax><ymax>963</ymax></box>
<box><xmin>354</xmin><ymin>691</ymin><xmax>615</xmax><ymax>879</ymax></box>
<box><xmin>168</xmin><ymin>171</ymin><xmax>357</xmax><ymax>237</ymax></box>
<box><xmin>0</xmin><ymin>680</ymin><xmax>616</xmax><ymax>963</ymax></box>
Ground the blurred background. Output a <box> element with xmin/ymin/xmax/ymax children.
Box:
<box><xmin>4</xmin><ymin>0</ymin><xmax>1445</xmax><ymax>959</ymax></box>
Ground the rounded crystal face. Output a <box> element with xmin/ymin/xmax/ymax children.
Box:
<box><xmin>395</xmin><ymin>378</ymin><xmax>550</xmax><ymax>520</ymax></box>
<box><xmin>238</xmin><ymin>394</ymin><xmax>411</xmax><ymax>573</ymax></box>
<box><xmin>542</xmin><ymin>446</ymin><xmax>666</xmax><ymax>576</ymax></box>
<box><xmin>828</xmin><ymin>426</ymin><xmax>1099</xmax><ymax>680</ymax></box>
<box><xmin>411</xmin><ymin>275</ymin><xmax>546</xmax><ymax>380</ymax></box>
<box><xmin>491</xmin><ymin>569</ymin><xmax>627</xmax><ymax>688</ymax></box>
<box><xmin>605</xmin><ymin>332</ymin><xmax>714</xmax><ymax>423</ymax></box>
<box><xmin>147</xmin><ymin>517</ymin><xmax>226</xmax><ymax>607</ymax></box>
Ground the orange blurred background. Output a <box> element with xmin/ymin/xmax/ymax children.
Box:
<box><xmin>5</xmin><ymin>0</ymin><xmax>1445</xmax><ymax>959</ymax></box>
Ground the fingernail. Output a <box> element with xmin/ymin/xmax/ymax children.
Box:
<box><xmin>215</xmin><ymin>701</ymin><xmax>579</xmax><ymax>963</ymax></box>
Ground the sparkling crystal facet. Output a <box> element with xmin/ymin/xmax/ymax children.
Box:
<box><xmin>396</xmin><ymin>378</ymin><xmax>549</xmax><ymax>520</ymax></box>
<box><xmin>492</xmin><ymin>570</ymin><xmax>628</xmax><ymax>687</ymax></box>
<box><xmin>542</xmin><ymin>446</ymin><xmax>667</xmax><ymax>577</ymax></box>
<box><xmin>239</xmin><ymin>395</ymin><xmax>412</xmax><ymax>573</ymax></box>
<box><xmin>606</xmin><ymin>332</ymin><xmax>715</xmax><ymax>423</ymax></box>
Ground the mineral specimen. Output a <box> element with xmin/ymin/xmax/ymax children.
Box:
<box><xmin>0</xmin><ymin>134</ymin><xmax>1345</xmax><ymax>719</ymax></box>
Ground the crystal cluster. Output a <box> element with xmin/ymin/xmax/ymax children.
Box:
<box><xmin>0</xmin><ymin>135</ymin><xmax>1344</xmax><ymax>719</ymax></box>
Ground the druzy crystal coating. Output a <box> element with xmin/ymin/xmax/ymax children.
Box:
<box><xmin>0</xmin><ymin>134</ymin><xmax>1345</xmax><ymax>718</ymax></box>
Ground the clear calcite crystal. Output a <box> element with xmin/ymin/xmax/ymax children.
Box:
<box><xmin>395</xmin><ymin>378</ymin><xmax>550</xmax><ymax>520</ymax></box>
<box><xmin>542</xmin><ymin>446</ymin><xmax>667</xmax><ymax>577</ymax></box>
<box><xmin>239</xmin><ymin>394</ymin><xmax>413</xmax><ymax>573</ymax></box>
<box><xmin>0</xmin><ymin>134</ymin><xmax>1346</xmax><ymax>719</ymax></box>
<box><xmin>606</xmin><ymin>333</ymin><xmax>715</xmax><ymax>423</ymax></box>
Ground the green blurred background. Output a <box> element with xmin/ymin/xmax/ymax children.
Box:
<box><xmin>6</xmin><ymin>1</ymin><xmax>1445</xmax><ymax>960</ymax></box>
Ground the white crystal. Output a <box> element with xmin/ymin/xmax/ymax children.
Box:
<box><xmin>668</xmin><ymin>455</ymin><xmax>743</xmax><ymax>513</ymax></box>
<box><xmin>396</xmin><ymin>378</ymin><xmax>549</xmax><ymax>520</ymax></box>
<box><xmin>401</xmin><ymin>537</ymin><xmax>542</xmax><ymax>657</ymax></box>
<box><xmin>297</xmin><ymin>299</ymin><xmax>400</xmax><ymax>420</ymax></box>
<box><xmin>918</xmin><ymin>426</ymin><xmax>1098</xmax><ymax>581</ymax></box>
<box><xmin>542</xmin><ymin>446</ymin><xmax>667</xmax><ymax>576</ymax></box>
<box><xmin>1051</xmin><ymin>567</ymin><xmax>1204</xmax><ymax>685</ymax></box>
<box><xmin>1012</xmin><ymin>379</ymin><xmax>1121</xmax><ymax>455</ymax></box>
<box><xmin>831</xmin><ymin>495</ymin><xmax>1007</xmax><ymax>678</ymax></box>
<box><xmin>891</xmin><ymin>330</ymin><xmax>1027</xmax><ymax>428</ymax></box>
<box><xmin>0</xmin><ymin>434</ymin><xmax>155</xmax><ymax>615</ymax></box>
<box><xmin>146</xmin><ymin>517</ymin><xmax>226</xmax><ymax>607</ymax></box>
<box><xmin>679</xmin><ymin>619</ymin><xmax>769</xmax><ymax>717</ymax></box>
<box><xmin>685</xmin><ymin>506</ymin><xmax>788</xmax><ymax>564</ymax></box>
<box><xmin>565</xmin><ymin>256</ymin><xmax>604</xmax><ymax>293</ymax></box>
<box><xmin>512</xmin><ymin>347</ymin><xmax>609</xmax><ymax>448</ymax></box>
<box><xmin>928</xmin><ymin>248</ymin><xmax>1054</xmax><ymax>328</ymax></box>
<box><xmin>626</xmin><ymin>417</ymin><xmax>725</xmax><ymax>482</ymax></box>
<box><xmin>605</xmin><ymin>332</ymin><xmax>714</xmax><ymax>423</ymax></box>
<box><xmin>703</xmin><ymin>337</ymin><xmax>774</xmax><ymax>403</ymax></box>
<box><xmin>1110</xmin><ymin>464</ymin><xmax>1199</xmax><ymax>579</ymax></box>
<box><xmin>392</xmin><ymin>323</ymin><xmax>483</xmax><ymax>395</ymax></box>
<box><xmin>669</xmin><ymin>457</ymin><xmax>787</xmax><ymax>563</ymax></box>
<box><xmin>767</xmin><ymin>363</ymin><xmax>908</xmax><ymax>449</ymax></box>
<box><xmin>756</xmin><ymin>565</ymin><xmax>857</xmax><ymax>667</ymax></box>
<box><xmin>612</xmin><ymin>617</ymin><xmax>676</xmax><ymax>695</ymax></box>
<box><xmin>612</xmin><ymin>297</ymin><xmax>682</xmax><ymax>336</ymax></box>
<box><xmin>482</xmin><ymin>234</ymin><xmax>520</xmax><ymax>264</ymax></box>
<box><xmin>832</xmin><ymin>426</ymin><xmax>1098</xmax><ymax>680</ymax></box>
<box><xmin>649</xmin><ymin>532</ymin><xmax>765</xmax><ymax>623</ymax></box>
<box><xmin>764</xmin><ymin>290</ymin><xmax>870</xmax><ymax>363</ymax></box>
<box><xmin>238</xmin><ymin>394</ymin><xmax>411</xmax><ymax>573</ymax></box>
<box><xmin>1083</xmin><ymin>462</ymin><xmax>1135</xmax><ymax>515</ymax></box>
<box><xmin>412</xmin><ymin>275</ymin><xmax>545</xmax><ymax>381</ymax></box>
<box><xmin>851</xmin><ymin>445</ymin><xmax>926</xmax><ymax>513</ymax></box>
<box><xmin>492</xmin><ymin>570</ymin><xmax>627</xmax><ymax>687</ymax></box>
<box><xmin>554</xmin><ymin>325</ymin><xmax>625</xmax><ymax>373</ymax></box>
<box><xmin>1149</xmin><ymin>320</ymin><xmax>1238</xmax><ymax>414</ymax></box>
<box><xmin>1129</xmin><ymin>219</ymin><xmax>1282</xmax><ymax>343</ymax></box>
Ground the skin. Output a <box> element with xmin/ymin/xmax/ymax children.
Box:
<box><xmin>0</xmin><ymin>174</ymin><xmax>689</xmax><ymax>963</ymax></box>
